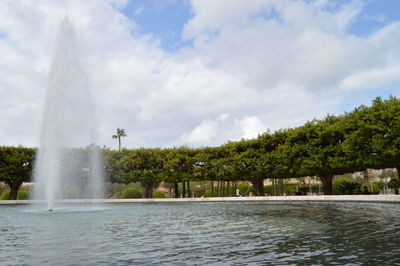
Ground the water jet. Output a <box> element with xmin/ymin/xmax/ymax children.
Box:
<box><xmin>33</xmin><ymin>17</ymin><xmax>104</xmax><ymax>210</ymax></box>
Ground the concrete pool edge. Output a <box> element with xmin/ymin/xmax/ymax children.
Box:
<box><xmin>1</xmin><ymin>195</ymin><xmax>400</xmax><ymax>205</ymax></box>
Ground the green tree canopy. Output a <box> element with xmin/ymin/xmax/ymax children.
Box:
<box><xmin>0</xmin><ymin>146</ymin><xmax>35</xmax><ymax>200</ymax></box>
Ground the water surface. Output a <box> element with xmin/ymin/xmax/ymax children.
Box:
<box><xmin>0</xmin><ymin>202</ymin><xmax>399</xmax><ymax>265</ymax></box>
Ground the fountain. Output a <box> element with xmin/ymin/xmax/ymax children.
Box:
<box><xmin>0</xmin><ymin>16</ymin><xmax>396</xmax><ymax>266</ymax></box>
<box><xmin>33</xmin><ymin>17</ymin><xmax>104</xmax><ymax>210</ymax></box>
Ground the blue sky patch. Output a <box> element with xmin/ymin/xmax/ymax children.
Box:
<box><xmin>121</xmin><ymin>0</ymin><xmax>193</xmax><ymax>52</ymax></box>
<box><xmin>347</xmin><ymin>0</ymin><xmax>400</xmax><ymax>37</ymax></box>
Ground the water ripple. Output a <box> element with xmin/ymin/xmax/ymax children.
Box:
<box><xmin>1</xmin><ymin>202</ymin><xmax>400</xmax><ymax>265</ymax></box>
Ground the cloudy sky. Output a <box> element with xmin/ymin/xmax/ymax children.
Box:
<box><xmin>1</xmin><ymin>0</ymin><xmax>400</xmax><ymax>149</ymax></box>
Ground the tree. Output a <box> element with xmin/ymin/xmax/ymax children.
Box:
<box><xmin>280</xmin><ymin>116</ymin><xmax>352</xmax><ymax>195</ymax></box>
<box><xmin>342</xmin><ymin>97</ymin><xmax>400</xmax><ymax>183</ymax></box>
<box><xmin>119</xmin><ymin>148</ymin><xmax>165</xmax><ymax>198</ymax></box>
<box><xmin>228</xmin><ymin>140</ymin><xmax>267</xmax><ymax>196</ymax></box>
<box><xmin>163</xmin><ymin>147</ymin><xmax>196</xmax><ymax>198</ymax></box>
<box><xmin>0</xmin><ymin>146</ymin><xmax>35</xmax><ymax>200</ymax></box>
<box><xmin>363</xmin><ymin>97</ymin><xmax>400</xmax><ymax>172</ymax></box>
<box><xmin>112</xmin><ymin>128</ymin><xmax>127</xmax><ymax>151</ymax></box>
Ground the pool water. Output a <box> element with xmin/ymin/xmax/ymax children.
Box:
<box><xmin>0</xmin><ymin>202</ymin><xmax>399</xmax><ymax>265</ymax></box>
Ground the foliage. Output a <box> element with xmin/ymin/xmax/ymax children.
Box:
<box><xmin>333</xmin><ymin>178</ymin><xmax>361</xmax><ymax>195</ymax></box>
<box><xmin>372</xmin><ymin>181</ymin><xmax>386</xmax><ymax>192</ymax></box>
<box><xmin>0</xmin><ymin>147</ymin><xmax>35</xmax><ymax>182</ymax></box>
<box><xmin>264</xmin><ymin>185</ymin><xmax>272</xmax><ymax>195</ymax></box>
<box><xmin>121</xmin><ymin>188</ymin><xmax>142</xmax><ymax>199</ymax></box>
<box><xmin>17</xmin><ymin>190</ymin><xmax>29</xmax><ymax>200</ymax></box>
<box><xmin>105</xmin><ymin>182</ymin><xmax>142</xmax><ymax>199</ymax></box>
<box><xmin>0</xmin><ymin>190</ymin><xmax>10</xmax><ymax>200</ymax></box>
<box><xmin>298</xmin><ymin>186</ymin><xmax>310</xmax><ymax>195</ymax></box>
<box><xmin>388</xmin><ymin>178</ymin><xmax>400</xmax><ymax>189</ymax></box>
<box><xmin>203</xmin><ymin>190</ymin><xmax>214</xmax><ymax>197</ymax></box>
<box><xmin>237</xmin><ymin>183</ymin><xmax>252</xmax><ymax>196</ymax></box>
<box><xmin>283</xmin><ymin>183</ymin><xmax>298</xmax><ymax>195</ymax></box>
<box><xmin>0</xmin><ymin>190</ymin><xmax>29</xmax><ymax>200</ymax></box>
<box><xmin>0</xmin><ymin>182</ymin><xmax>7</xmax><ymax>195</ymax></box>
<box><xmin>0</xmin><ymin>146</ymin><xmax>35</xmax><ymax>200</ymax></box>
<box><xmin>5</xmin><ymin>97</ymin><xmax>400</xmax><ymax>197</ymax></box>
<box><xmin>112</xmin><ymin>128</ymin><xmax>127</xmax><ymax>151</ymax></box>
<box><xmin>152</xmin><ymin>191</ymin><xmax>166</xmax><ymax>198</ymax></box>
<box><xmin>265</xmin><ymin>182</ymin><xmax>305</xmax><ymax>195</ymax></box>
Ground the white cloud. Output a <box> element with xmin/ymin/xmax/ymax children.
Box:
<box><xmin>183</xmin><ymin>0</ymin><xmax>276</xmax><ymax>40</ymax></box>
<box><xmin>181</xmin><ymin>113</ymin><xmax>234</xmax><ymax>146</ymax></box>
<box><xmin>235</xmin><ymin>116</ymin><xmax>267</xmax><ymax>139</ymax></box>
<box><xmin>340</xmin><ymin>64</ymin><xmax>400</xmax><ymax>91</ymax></box>
<box><xmin>183</xmin><ymin>119</ymin><xmax>218</xmax><ymax>145</ymax></box>
<box><xmin>1</xmin><ymin>0</ymin><xmax>400</xmax><ymax>149</ymax></box>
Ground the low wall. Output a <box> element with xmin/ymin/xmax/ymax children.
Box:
<box><xmin>1</xmin><ymin>195</ymin><xmax>400</xmax><ymax>205</ymax></box>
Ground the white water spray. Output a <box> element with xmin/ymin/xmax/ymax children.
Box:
<box><xmin>33</xmin><ymin>18</ymin><xmax>104</xmax><ymax>210</ymax></box>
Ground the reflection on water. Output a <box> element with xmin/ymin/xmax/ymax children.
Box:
<box><xmin>0</xmin><ymin>202</ymin><xmax>400</xmax><ymax>265</ymax></box>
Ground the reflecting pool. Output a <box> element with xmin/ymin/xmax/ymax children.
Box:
<box><xmin>0</xmin><ymin>202</ymin><xmax>399</xmax><ymax>265</ymax></box>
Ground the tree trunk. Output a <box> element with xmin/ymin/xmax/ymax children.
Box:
<box><xmin>272</xmin><ymin>179</ymin><xmax>275</xmax><ymax>196</ymax></box>
<box><xmin>6</xmin><ymin>180</ymin><xmax>22</xmax><ymax>200</ymax></box>
<box><xmin>118</xmin><ymin>137</ymin><xmax>121</xmax><ymax>151</ymax></box>
<box><xmin>187</xmin><ymin>181</ymin><xmax>191</xmax><ymax>198</ymax></box>
<box><xmin>142</xmin><ymin>183</ymin><xmax>152</xmax><ymax>198</ymax></box>
<box><xmin>251</xmin><ymin>178</ymin><xmax>265</xmax><ymax>196</ymax></box>
<box><xmin>278</xmin><ymin>179</ymin><xmax>282</xmax><ymax>195</ymax></box>
<box><xmin>141</xmin><ymin>180</ymin><xmax>159</xmax><ymax>198</ymax></box>
<box><xmin>319</xmin><ymin>174</ymin><xmax>333</xmax><ymax>195</ymax></box>
<box><xmin>363</xmin><ymin>169</ymin><xmax>369</xmax><ymax>185</ymax></box>
<box><xmin>145</xmin><ymin>187</ymin><xmax>153</xmax><ymax>198</ymax></box>
<box><xmin>174</xmin><ymin>182</ymin><xmax>179</xmax><ymax>198</ymax></box>
<box><xmin>182</xmin><ymin>182</ymin><xmax>186</xmax><ymax>198</ymax></box>
<box><xmin>211</xmin><ymin>181</ymin><xmax>214</xmax><ymax>196</ymax></box>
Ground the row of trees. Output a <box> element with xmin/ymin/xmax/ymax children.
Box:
<box><xmin>1</xmin><ymin>97</ymin><xmax>400</xmax><ymax>198</ymax></box>
<box><xmin>105</xmin><ymin>96</ymin><xmax>400</xmax><ymax>196</ymax></box>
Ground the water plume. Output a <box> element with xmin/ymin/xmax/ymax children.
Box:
<box><xmin>33</xmin><ymin>17</ymin><xmax>104</xmax><ymax>210</ymax></box>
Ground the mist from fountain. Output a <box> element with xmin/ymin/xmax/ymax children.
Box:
<box><xmin>33</xmin><ymin>17</ymin><xmax>104</xmax><ymax>210</ymax></box>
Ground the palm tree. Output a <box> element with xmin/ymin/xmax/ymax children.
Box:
<box><xmin>112</xmin><ymin>128</ymin><xmax>127</xmax><ymax>151</ymax></box>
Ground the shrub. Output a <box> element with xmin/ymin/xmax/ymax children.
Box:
<box><xmin>333</xmin><ymin>177</ymin><xmax>361</xmax><ymax>195</ymax></box>
<box><xmin>237</xmin><ymin>183</ymin><xmax>252</xmax><ymax>196</ymax></box>
<box><xmin>298</xmin><ymin>186</ymin><xmax>309</xmax><ymax>195</ymax></box>
<box><xmin>388</xmin><ymin>178</ymin><xmax>400</xmax><ymax>189</ymax></box>
<box><xmin>265</xmin><ymin>183</ymin><xmax>299</xmax><ymax>195</ymax></box>
<box><xmin>113</xmin><ymin>192</ymin><xmax>122</xmax><ymax>199</ymax></box>
<box><xmin>0</xmin><ymin>183</ymin><xmax>7</xmax><ymax>195</ymax></box>
<box><xmin>372</xmin><ymin>181</ymin><xmax>386</xmax><ymax>191</ymax></box>
<box><xmin>264</xmin><ymin>185</ymin><xmax>272</xmax><ymax>195</ymax></box>
<box><xmin>121</xmin><ymin>188</ymin><xmax>142</xmax><ymax>199</ymax></box>
<box><xmin>0</xmin><ymin>190</ymin><xmax>31</xmax><ymax>200</ymax></box>
<box><xmin>152</xmin><ymin>191</ymin><xmax>166</xmax><ymax>198</ymax></box>
<box><xmin>17</xmin><ymin>190</ymin><xmax>29</xmax><ymax>200</ymax></box>
<box><xmin>333</xmin><ymin>178</ymin><xmax>355</xmax><ymax>195</ymax></box>
<box><xmin>0</xmin><ymin>190</ymin><xmax>10</xmax><ymax>200</ymax></box>
<box><xmin>105</xmin><ymin>182</ymin><xmax>142</xmax><ymax>199</ymax></box>
<box><xmin>284</xmin><ymin>183</ymin><xmax>298</xmax><ymax>195</ymax></box>
<box><xmin>203</xmin><ymin>190</ymin><xmax>214</xmax><ymax>197</ymax></box>
<box><xmin>388</xmin><ymin>178</ymin><xmax>400</xmax><ymax>194</ymax></box>
<box><xmin>190</xmin><ymin>182</ymin><xmax>207</xmax><ymax>198</ymax></box>
<box><xmin>367</xmin><ymin>182</ymin><xmax>385</xmax><ymax>194</ymax></box>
